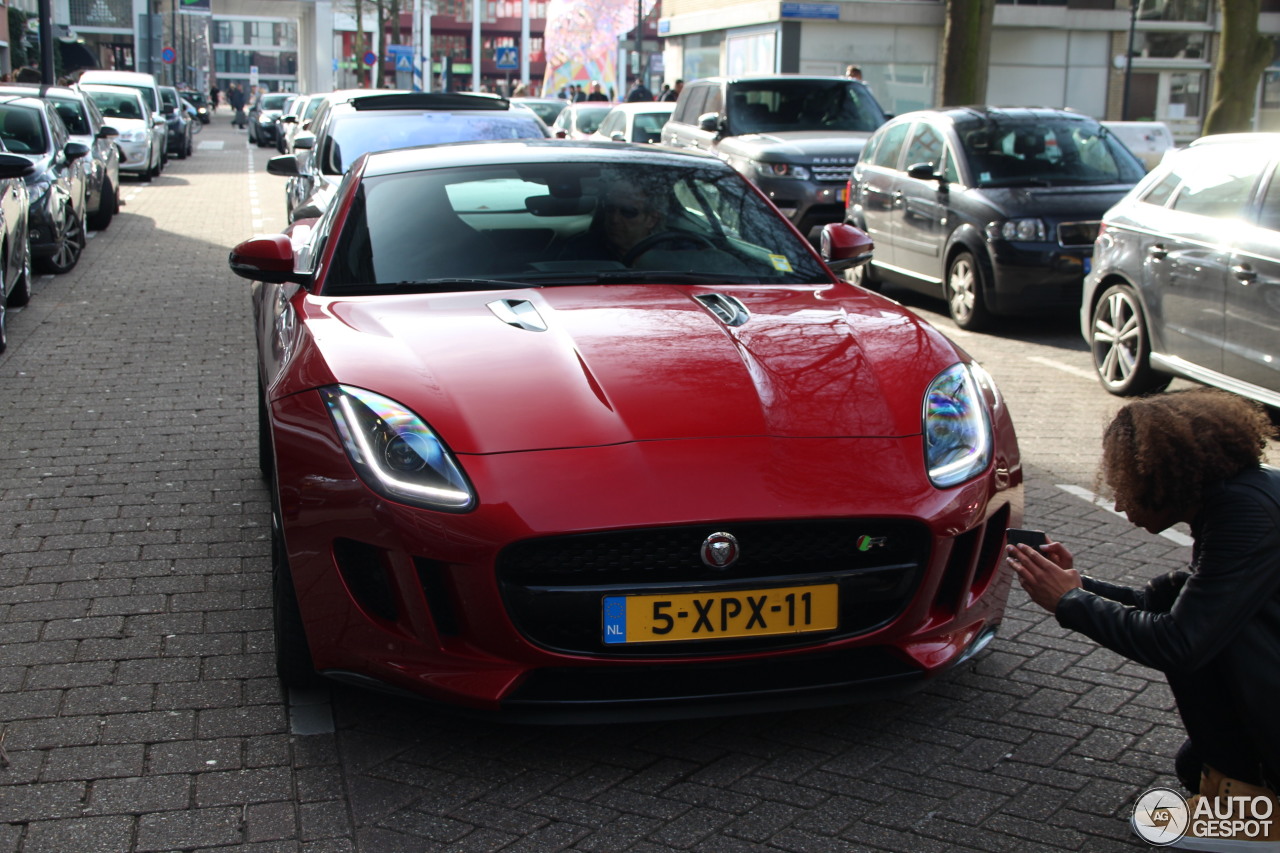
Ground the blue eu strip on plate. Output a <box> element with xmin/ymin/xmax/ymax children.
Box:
<box><xmin>603</xmin><ymin>596</ymin><xmax>626</xmax><ymax>644</ymax></box>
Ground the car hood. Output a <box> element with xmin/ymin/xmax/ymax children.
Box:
<box><xmin>718</xmin><ymin>131</ymin><xmax>871</xmax><ymax>162</ymax></box>
<box><xmin>977</xmin><ymin>184</ymin><xmax>1134</xmax><ymax>221</ymax></box>
<box><xmin>290</xmin><ymin>284</ymin><xmax>961</xmax><ymax>454</ymax></box>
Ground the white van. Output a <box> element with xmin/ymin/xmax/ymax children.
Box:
<box><xmin>1101</xmin><ymin>121</ymin><xmax>1176</xmax><ymax>171</ymax></box>
<box><xmin>77</xmin><ymin>70</ymin><xmax>168</xmax><ymax>159</ymax></box>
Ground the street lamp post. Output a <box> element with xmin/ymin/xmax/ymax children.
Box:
<box><xmin>1122</xmin><ymin>0</ymin><xmax>1138</xmax><ymax>120</ymax></box>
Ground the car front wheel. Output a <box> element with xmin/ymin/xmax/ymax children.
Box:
<box><xmin>1090</xmin><ymin>283</ymin><xmax>1172</xmax><ymax>396</ymax></box>
<box><xmin>271</xmin><ymin>485</ymin><xmax>320</xmax><ymax>689</ymax></box>
<box><xmin>37</xmin><ymin>205</ymin><xmax>85</xmax><ymax>274</ymax></box>
<box><xmin>946</xmin><ymin>250</ymin><xmax>992</xmax><ymax>331</ymax></box>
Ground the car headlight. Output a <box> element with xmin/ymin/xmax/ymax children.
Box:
<box><xmin>923</xmin><ymin>363</ymin><xmax>993</xmax><ymax>488</ymax></box>
<box><xmin>258</xmin><ymin>114</ymin><xmax>273</xmax><ymax>124</ymax></box>
<box><xmin>321</xmin><ymin>385</ymin><xmax>475</xmax><ymax>511</ymax></box>
<box><xmin>754</xmin><ymin>161</ymin><xmax>810</xmax><ymax>180</ymax></box>
<box><xmin>119</xmin><ymin>129</ymin><xmax>148</xmax><ymax>142</ymax></box>
<box><xmin>985</xmin><ymin>218</ymin><xmax>1048</xmax><ymax>242</ymax></box>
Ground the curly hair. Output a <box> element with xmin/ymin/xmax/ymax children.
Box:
<box><xmin>1100</xmin><ymin>388</ymin><xmax>1273</xmax><ymax>514</ymax></box>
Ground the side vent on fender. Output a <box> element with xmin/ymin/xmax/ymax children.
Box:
<box><xmin>695</xmin><ymin>293</ymin><xmax>750</xmax><ymax>327</ymax></box>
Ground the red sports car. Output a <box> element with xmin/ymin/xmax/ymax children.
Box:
<box><xmin>229</xmin><ymin>140</ymin><xmax>1022</xmax><ymax>721</ymax></box>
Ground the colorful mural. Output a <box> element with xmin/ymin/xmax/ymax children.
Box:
<box><xmin>541</xmin><ymin>0</ymin><xmax>657</xmax><ymax>97</ymax></box>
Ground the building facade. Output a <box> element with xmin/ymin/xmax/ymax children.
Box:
<box><xmin>658</xmin><ymin>0</ymin><xmax>1280</xmax><ymax>140</ymax></box>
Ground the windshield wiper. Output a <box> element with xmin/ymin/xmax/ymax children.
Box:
<box><xmin>382</xmin><ymin>278</ymin><xmax>536</xmax><ymax>292</ymax></box>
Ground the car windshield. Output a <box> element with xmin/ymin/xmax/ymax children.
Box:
<box><xmin>631</xmin><ymin>110</ymin><xmax>671</xmax><ymax>142</ymax></box>
<box><xmin>570</xmin><ymin>106</ymin><xmax>611</xmax><ymax>134</ymax></box>
<box><xmin>957</xmin><ymin>119</ymin><xmax>1146</xmax><ymax>187</ymax></box>
<box><xmin>160</xmin><ymin>89</ymin><xmax>178</xmax><ymax>108</ymax></box>
<box><xmin>324</xmin><ymin>160</ymin><xmax>830</xmax><ymax>293</ymax></box>
<box><xmin>260</xmin><ymin>93</ymin><xmax>291</xmax><ymax>111</ymax></box>
<box><xmin>117</xmin><ymin>84</ymin><xmax>156</xmax><ymax>111</ymax></box>
<box><xmin>517</xmin><ymin>99</ymin><xmax>566</xmax><ymax>124</ymax></box>
<box><xmin>728</xmin><ymin>80</ymin><xmax>885</xmax><ymax>134</ymax></box>
<box><xmin>0</xmin><ymin>105</ymin><xmax>46</xmax><ymax>154</ymax></box>
<box><xmin>49</xmin><ymin>98</ymin><xmax>90</xmax><ymax>135</ymax></box>
<box><xmin>324</xmin><ymin>111</ymin><xmax>547</xmax><ymax>173</ymax></box>
<box><xmin>84</xmin><ymin>90</ymin><xmax>144</xmax><ymax>121</ymax></box>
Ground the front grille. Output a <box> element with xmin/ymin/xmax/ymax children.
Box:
<box><xmin>497</xmin><ymin>519</ymin><xmax>930</xmax><ymax>656</ymax></box>
<box><xmin>1058</xmin><ymin>220</ymin><xmax>1100</xmax><ymax>247</ymax></box>
<box><xmin>812</xmin><ymin>164</ymin><xmax>854</xmax><ymax>182</ymax></box>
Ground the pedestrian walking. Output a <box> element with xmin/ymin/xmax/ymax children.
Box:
<box><xmin>660</xmin><ymin>79</ymin><xmax>683</xmax><ymax>102</ymax></box>
<box><xmin>229</xmin><ymin>84</ymin><xmax>247</xmax><ymax>128</ymax></box>
<box><xmin>1007</xmin><ymin>388</ymin><xmax>1280</xmax><ymax>851</ymax></box>
<box><xmin>209</xmin><ymin>84</ymin><xmax>220</xmax><ymax>113</ymax></box>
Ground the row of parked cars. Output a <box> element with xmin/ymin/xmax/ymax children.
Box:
<box><xmin>0</xmin><ymin>69</ymin><xmax>205</xmax><ymax>352</ymax></box>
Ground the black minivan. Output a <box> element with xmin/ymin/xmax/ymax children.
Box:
<box><xmin>846</xmin><ymin>106</ymin><xmax>1146</xmax><ymax>329</ymax></box>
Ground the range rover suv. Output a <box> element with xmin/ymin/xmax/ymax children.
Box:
<box><xmin>661</xmin><ymin>75</ymin><xmax>886</xmax><ymax>239</ymax></box>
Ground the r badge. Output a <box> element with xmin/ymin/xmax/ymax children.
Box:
<box><xmin>700</xmin><ymin>532</ymin><xmax>740</xmax><ymax>568</ymax></box>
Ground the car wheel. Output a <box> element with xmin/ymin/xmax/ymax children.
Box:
<box><xmin>185</xmin><ymin>133</ymin><xmax>194</xmax><ymax>158</ymax></box>
<box><xmin>1090</xmin><ymin>283</ymin><xmax>1172</xmax><ymax>397</ymax></box>
<box><xmin>6</xmin><ymin>245</ymin><xmax>31</xmax><ymax>307</ymax></box>
<box><xmin>88</xmin><ymin>179</ymin><xmax>115</xmax><ymax>231</ymax></box>
<box><xmin>149</xmin><ymin>150</ymin><xmax>161</xmax><ymax>178</ymax></box>
<box><xmin>946</xmin><ymin>250</ymin><xmax>993</xmax><ymax>331</ymax></box>
<box><xmin>174</xmin><ymin>138</ymin><xmax>187</xmax><ymax>159</ymax></box>
<box><xmin>271</xmin><ymin>485</ymin><xmax>320</xmax><ymax>689</ymax></box>
<box><xmin>36</xmin><ymin>205</ymin><xmax>85</xmax><ymax>274</ymax></box>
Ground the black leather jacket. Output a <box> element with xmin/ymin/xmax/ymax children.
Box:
<box><xmin>1056</xmin><ymin>465</ymin><xmax>1280</xmax><ymax>779</ymax></box>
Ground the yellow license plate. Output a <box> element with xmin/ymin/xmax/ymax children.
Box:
<box><xmin>602</xmin><ymin>584</ymin><xmax>838</xmax><ymax>645</ymax></box>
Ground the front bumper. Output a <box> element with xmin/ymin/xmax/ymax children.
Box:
<box><xmin>984</xmin><ymin>240</ymin><xmax>1092</xmax><ymax>315</ymax></box>
<box><xmin>750</xmin><ymin>175</ymin><xmax>848</xmax><ymax>239</ymax></box>
<box><xmin>116</xmin><ymin>139</ymin><xmax>151</xmax><ymax>173</ymax></box>
<box><xmin>271</xmin><ymin>389</ymin><xmax>1022</xmax><ymax>720</ymax></box>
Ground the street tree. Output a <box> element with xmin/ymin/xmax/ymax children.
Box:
<box><xmin>938</xmin><ymin>0</ymin><xmax>995</xmax><ymax>106</ymax></box>
<box><xmin>1203</xmin><ymin>0</ymin><xmax>1273</xmax><ymax>133</ymax></box>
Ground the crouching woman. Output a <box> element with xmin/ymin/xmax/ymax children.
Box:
<box><xmin>1007</xmin><ymin>388</ymin><xmax>1280</xmax><ymax>850</ymax></box>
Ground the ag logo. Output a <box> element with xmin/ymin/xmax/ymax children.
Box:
<box><xmin>1131</xmin><ymin>787</ymin><xmax>1189</xmax><ymax>845</ymax></box>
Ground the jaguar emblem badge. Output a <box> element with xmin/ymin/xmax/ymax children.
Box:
<box><xmin>700</xmin><ymin>532</ymin><xmax>740</xmax><ymax>568</ymax></box>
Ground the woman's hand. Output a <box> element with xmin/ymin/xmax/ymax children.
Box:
<box><xmin>1006</xmin><ymin>540</ymin><xmax>1083</xmax><ymax>613</ymax></box>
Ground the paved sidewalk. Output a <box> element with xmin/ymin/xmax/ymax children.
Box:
<box><xmin>0</xmin><ymin>115</ymin><xmax>1195</xmax><ymax>852</ymax></box>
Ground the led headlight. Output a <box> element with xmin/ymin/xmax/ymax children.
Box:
<box><xmin>923</xmin><ymin>363</ymin><xmax>993</xmax><ymax>488</ymax></box>
<box><xmin>754</xmin><ymin>161</ymin><xmax>810</xmax><ymax>180</ymax></box>
<box><xmin>985</xmin><ymin>218</ymin><xmax>1048</xmax><ymax>242</ymax></box>
<box><xmin>321</xmin><ymin>385</ymin><xmax>475</xmax><ymax>511</ymax></box>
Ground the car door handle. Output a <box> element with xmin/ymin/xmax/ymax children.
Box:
<box><xmin>1147</xmin><ymin>244</ymin><xmax>1168</xmax><ymax>260</ymax></box>
<box><xmin>1232</xmin><ymin>263</ymin><xmax>1258</xmax><ymax>284</ymax></box>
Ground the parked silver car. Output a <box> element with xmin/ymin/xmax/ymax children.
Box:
<box><xmin>81</xmin><ymin>84</ymin><xmax>164</xmax><ymax>180</ymax></box>
<box><xmin>1083</xmin><ymin>133</ymin><xmax>1280</xmax><ymax>406</ymax></box>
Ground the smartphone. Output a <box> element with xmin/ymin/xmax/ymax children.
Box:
<box><xmin>1006</xmin><ymin>528</ymin><xmax>1049</xmax><ymax>549</ymax></box>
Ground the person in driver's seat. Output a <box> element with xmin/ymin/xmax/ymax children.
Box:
<box><xmin>561</xmin><ymin>178</ymin><xmax>706</xmax><ymax>267</ymax></box>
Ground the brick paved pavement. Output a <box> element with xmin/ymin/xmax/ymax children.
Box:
<box><xmin>0</xmin><ymin>115</ymin><xmax>1226</xmax><ymax>852</ymax></box>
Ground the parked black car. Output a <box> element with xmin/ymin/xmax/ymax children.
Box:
<box><xmin>846</xmin><ymin>106</ymin><xmax>1147</xmax><ymax>329</ymax></box>
<box><xmin>0</xmin><ymin>95</ymin><xmax>90</xmax><ymax>273</ymax></box>
<box><xmin>270</xmin><ymin>91</ymin><xmax>548</xmax><ymax>221</ymax></box>
<box><xmin>662</xmin><ymin>76</ymin><xmax>887</xmax><ymax>240</ymax></box>
<box><xmin>1083</xmin><ymin>133</ymin><xmax>1280</xmax><ymax>406</ymax></box>
<box><xmin>248</xmin><ymin>91</ymin><xmax>294</xmax><ymax>148</ymax></box>
<box><xmin>160</xmin><ymin>85</ymin><xmax>193</xmax><ymax>159</ymax></box>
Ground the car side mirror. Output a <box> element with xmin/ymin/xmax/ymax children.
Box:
<box><xmin>292</xmin><ymin>131</ymin><xmax>315</xmax><ymax>150</ymax></box>
<box><xmin>0</xmin><ymin>152</ymin><xmax>35</xmax><ymax>179</ymax></box>
<box><xmin>281</xmin><ymin>115</ymin><xmax>297</xmax><ymax>125</ymax></box>
<box><xmin>610</xmin><ymin>131</ymin><xmax>625</xmax><ymax>142</ymax></box>
<box><xmin>64</xmin><ymin>141</ymin><xmax>92</xmax><ymax>162</ymax></box>
<box><xmin>98</xmin><ymin>125</ymin><xmax>119</xmax><ymax>139</ymax></box>
<box><xmin>228</xmin><ymin>234</ymin><xmax>311</xmax><ymax>285</ymax></box>
<box><xmin>697</xmin><ymin>112</ymin><xmax>722</xmax><ymax>134</ymax></box>
<box><xmin>820</xmin><ymin>223</ymin><xmax>874</xmax><ymax>273</ymax></box>
<box><xmin>267</xmin><ymin>154</ymin><xmax>300</xmax><ymax>177</ymax></box>
<box><xmin>906</xmin><ymin>162</ymin><xmax>945</xmax><ymax>183</ymax></box>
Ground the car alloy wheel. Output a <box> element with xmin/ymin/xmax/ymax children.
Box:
<box><xmin>38</xmin><ymin>205</ymin><xmax>84</xmax><ymax>274</ymax></box>
<box><xmin>946</xmin><ymin>250</ymin><xmax>992</xmax><ymax>331</ymax></box>
<box><xmin>1090</xmin><ymin>283</ymin><xmax>1172</xmax><ymax>396</ymax></box>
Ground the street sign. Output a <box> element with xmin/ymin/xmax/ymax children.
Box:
<box><xmin>387</xmin><ymin>44</ymin><xmax>414</xmax><ymax>73</ymax></box>
<box><xmin>363</xmin><ymin>51</ymin><xmax>377</xmax><ymax>67</ymax></box>
<box><xmin>495</xmin><ymin>46</ymin><xmax>518</xmax><ymax>70</ymax></box>
<box><xmin>161</xmin><ymin>46</ymin><xmax>176</xmax><ymax>64</ymax></box>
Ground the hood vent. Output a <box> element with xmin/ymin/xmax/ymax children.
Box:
<box><xmin>487</xmin><ymin>298</ymin><xmax>548</xmax><ymax>332</ymax></box>
<box><xmin>695</xmin><ymin>293</ymin><xmax>751</xmax><ymax>327</ymax></box>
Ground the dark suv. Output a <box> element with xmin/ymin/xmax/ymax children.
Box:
<box><xmin>269</xmin><ymin>91</ymin><xmax>549</xmax><ymax>222</ymax></box>
<box><xmin>1083</xmin><ymin>133</ymin><xmax>1280</xmax><ymax>405</ymax></box>
<box><xmin>847</xmin><ymin>107</ymin><xmax>1146</xmax><ymax>329</ymax></box>
<box><xmin>661</xmin><ymin>75</ymin><xmax>886</xmax><ymax>239</ymax></box>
